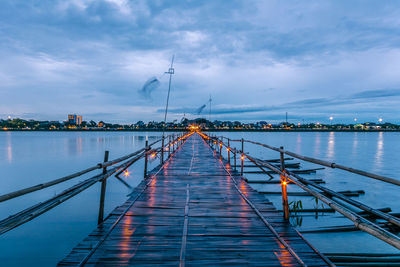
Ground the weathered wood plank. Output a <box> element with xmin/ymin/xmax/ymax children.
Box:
<box><xmin>58</xmin><ymin>133</ymin><xmax>331</xmax><ymax>266</ymax></box>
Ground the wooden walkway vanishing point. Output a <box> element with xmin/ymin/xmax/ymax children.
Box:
<box><xmin>59</xmin><ymin>133</ymin><xmax>332</xmax><ymax>266</ymax></box>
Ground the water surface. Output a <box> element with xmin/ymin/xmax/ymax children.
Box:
<box><xmin>0</xmin><ymin>131</ymin><xmax>399</xmax><ymax>266</ymax></box>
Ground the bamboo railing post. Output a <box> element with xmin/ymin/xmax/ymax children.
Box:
<box><xmin>98</xmin><ymin>150</ymin><xmax>109</xmax><ymax>225</ymax></box>
<box><xmin>227</xmin><ymin>139</ymin><xmax>231</xmax><ymax>164</ymax></box>
<box><xmin>213</xmin><ymin>136</ymin><xmax>217</xmax><ymax>153</ymax></box>
<box><xmin>234</xmin><ymin>149</ymin><xmax>237</xmax><ymax>171</ymax></box>
<box><xmin>213</xmin><ymin>138</ymin><xmax>216</xmax><ymax>152</ymax></box>
<box><xmin>280</xmin><ymin>146</ymin><xmax>289</xmax><ymax>221</ymax></box>
<box><xmin>168</xmin><ymin>136</ymin><xmax>171</xmax><ymax>158</ymax></box>
<box><xmin>144</xmin><ymin>140</ymin><xmax>149</xmax><ymax>178</ymax></box>
<box><xmin>161</xmin><ymin>136</ymin><xmax>164</xmax><ymax>164</ymax></box>
<box><xmin>241</xmin><ymin>138</ymin><xmax>244</xmax><ymax>176</ymax></box>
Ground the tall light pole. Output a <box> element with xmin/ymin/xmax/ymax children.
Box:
<box><xmin>162</xmin><ymin>55</ymin><xmax>175</xmax><ymax>138</ymax></box>
<box><xmin>329</xmin><ymin>116</ymin><xmax>333</xmax><ymax>126</ymax></box>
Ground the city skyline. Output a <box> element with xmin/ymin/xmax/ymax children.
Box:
<box><xmin>1</xmin><ymin>1</ymin><xmax>400</xmax><ymax>123</ymax></box>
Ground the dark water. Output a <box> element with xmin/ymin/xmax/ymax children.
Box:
<box><xmin>0</xmin><ymin>131</ymin><xmax>398</xmax><ymax>266</ymax></box>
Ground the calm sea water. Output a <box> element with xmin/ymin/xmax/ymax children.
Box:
<box><xmin>0</xmin><ymin>131</ymin><xmax>399</xmax><ymax>266</ymax></box>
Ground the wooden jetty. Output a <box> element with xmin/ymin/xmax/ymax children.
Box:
<box><xmin>58</xmin><ymin>133</ymin><xmax>331</xmax><ymax>266</ymax></box>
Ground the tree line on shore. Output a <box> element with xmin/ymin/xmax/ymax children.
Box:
<box><xmin>1</xmin><ymin>117</ymin><xmax>398</xmax><ymax>131</ymax></box>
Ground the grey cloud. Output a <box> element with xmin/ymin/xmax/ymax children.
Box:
<box><xmin>351</xmin><ymin>89</ymin><xmax>400</xmax><ymax>99</ymax></box>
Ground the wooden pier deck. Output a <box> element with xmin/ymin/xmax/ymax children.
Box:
<box><xmin>59</xmin><ymin>133</ymin><xmax>331</xmax><ymax>266</ymax></box>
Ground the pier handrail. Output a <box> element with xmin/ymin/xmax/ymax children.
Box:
<box><xmin>0</xmin><ymin>136</ymin><xmax>167</xmax><ymax>203</ymax></box>
<box><xmin>239</xmin><ymin>139</ymin><xmax>400</xmax><ymax>186</ymax></box>
<box><xmin>203</xmin><ymin>133</ymin><xmax>400</xmax><ymax>250</ymax></box>
<box><xmin>0</xmin><ymin>132</ymin><xmax>192</xmax><ymax>235</ymax></box>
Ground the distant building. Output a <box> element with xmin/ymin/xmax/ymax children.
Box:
<box><xmin>98</xmin><ymin>121</ymin><xmax>104</xmax><ymax>127</ymax></box>
<box><xmin>68</xmin><ymin>114</ymin><xmax>83</xmax><ymax>125</ymax></box>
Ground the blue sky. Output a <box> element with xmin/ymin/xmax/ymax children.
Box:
<box><xmin>1</xmin><ymin>0</ymin><xmax>400</xmax><ymax>123</ymax></box>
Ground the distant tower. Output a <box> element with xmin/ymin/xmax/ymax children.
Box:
<box><xmin>209</xmin><ymin>95</ymin><xmax>212</xmax><ymax>122</ymax></box>
<box><xmin>285</xmin><ymin>112</ymin><xmax>288</xmax><ymax>124</ymax></box>
<box><xmin>162</xmin><ymin>55</ymin><xmax>174</xmax><ymax>137</ymax></box>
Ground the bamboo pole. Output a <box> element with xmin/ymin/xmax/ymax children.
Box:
<box><xmin>0</xmin><ymin>152</ymin><xmax>145</xmax><ymax>235</ymax></box>
<box><xmin>161</xmin><ymin>136</ymin><xmax>164</xmax><ymax>164</ymax></box>
<box><xmin>98</xmin><ymin>150</ymin><xmax>109</xmax><ymax>225</ymax></box>
<box><xmin>219</xmin><ymin>158</ymin><xmax>307</xmax><ymax>266</ymax></box>
<box><xmin>144</xmin><ymin>140</ymin><xmax>149</xmax><ymax>178</ymax></box>
<box><xmin>280</xmin><ymin>146</ymin><xmax>289</xmax><ymax>221</ymax></box>
<box><xmin>102</xmin><ymin>148</ymin><xmax>145</xmax><ymax>168</ymax></box>
<box><xmin>247</xmin><ymin>154</ymin><xmax>400</xmax><ymax>250</ymax></box>
<box><xmin>245</xmin><ymin>156</ymin><xmax>273</xmax><ymax>179</ymax></box>
<box><xmin>241</xmin><ymin>139</ymin><xmax>244</xmax><ymax>176</ymax></box>
<box><xmin>168</xmin><ymin>136</ymin><xmax>171</xmax><ymax>158</ymax></box>
<box><xmin>290</xmin><ymin>172</ymin><xmax>400</xmax><ymax>228</ymax></box>
<box><xmin>227</xmin><ymin>139</ymin><xmax>231</xmax><ymax>164</ymax></box>
<box><xmin>234</xmin><ymin>149</ymin><xmax>237</xmax><ymax>171</ymax></box>
<box><xmin>77</xmin><ymin>144</ymin><xmax>176</xmax><ymax>267</ymax></box>
<box><xmin>0</xmin><ymin>165</ymin><xmax>99</xmax><ymax>203</ymax></box>
<box><xmin>245</xmin><ymin>139</ymin><xmax>400</xmax><ymax>186</ymax></box>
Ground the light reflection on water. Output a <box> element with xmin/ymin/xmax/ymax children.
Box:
<box><xmin>326</xmin><ymin>132</ymin><xmax>335</xmax><ymax>161</ymax></box>
<box><xmin>295</xmin><ymin>133</ymin><xmax>301</xmax><ymax>153</ymax></box>
<box><xmin>314</xmin><ymin>132</ymin><xmax>321</xmax><ymax>157</ymax></box>
<box><xmin>374</xmin><ymin>132</ymin><xmax>384</xmax><ymax>170</ymax></box>
<box><xmin>6</xmin><ymin>132</ymin><xmax>12</xmax><ymax>163</ymax></box>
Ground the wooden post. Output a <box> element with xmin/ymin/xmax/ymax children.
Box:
<box><xmin>234</xmin><ymin>150</ymin><xmax>237</xmax><ymax>171</ymax></box>
<box><xmin>219</xmin><ymin>142</ymin><xmax>222</xmax><ymax>158</ymax></box>
<box><xmin>241</xmin><ymin>139</ymin><xmax>244</xmax><ymax>176</ymax></box>
<box><xmin>98</xmin><ymin>150</ymin><xmax>109</xmax><ymax>225</ymax></box>
<box><xmin>227</xmin><ymin>139</ymin><xmax>231</xmax><ymax>164</ymax></box>
<box><xmin>168</xmin><ymin>136</ymin><xmax>171</xmax><ymax>158</ymax></box>
<box><xmin>161</xmin><ymin>136</ymin><xmax>164</xmax><ymax>164</ymax></box>
<box><xmin>144</xmin><ymin>140</ymin><xmax>149</xmax><ymax>178</ymax></box>
<box><xmin>172</xmin><ymin>135</ymin><xmax>175</xmax><ymax>153</ymax></box>
<box><xmin>280</xmin><ymin>146</ymin><xmax>289</xmax><ymax>221</ymax></box>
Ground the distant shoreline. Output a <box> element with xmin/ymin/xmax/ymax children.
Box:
<box><xmin>1</xmin><ymin>129</ymin><xmax>399</xmax><ymax>132</ymax></box>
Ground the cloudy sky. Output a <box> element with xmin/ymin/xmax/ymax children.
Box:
<box><xmin>1</xmin><ymin>0</ymin><xmax>400</xmax><ymax>123</ymax></box>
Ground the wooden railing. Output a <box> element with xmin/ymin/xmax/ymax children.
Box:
<box><xmin>0</xmin><ymin>132</ymin><xmax>192</xmax><ymax>235</ymax></box>
<box><xmin>200</xmin><ymin>132</ymin><xmax>400</xmax><ymax>250</ymax></box>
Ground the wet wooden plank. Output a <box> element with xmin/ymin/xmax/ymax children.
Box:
<box><xmin>58</xmin><ymin>133</ymin><xmax>331</xmax><ymax>266</ymax></box>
